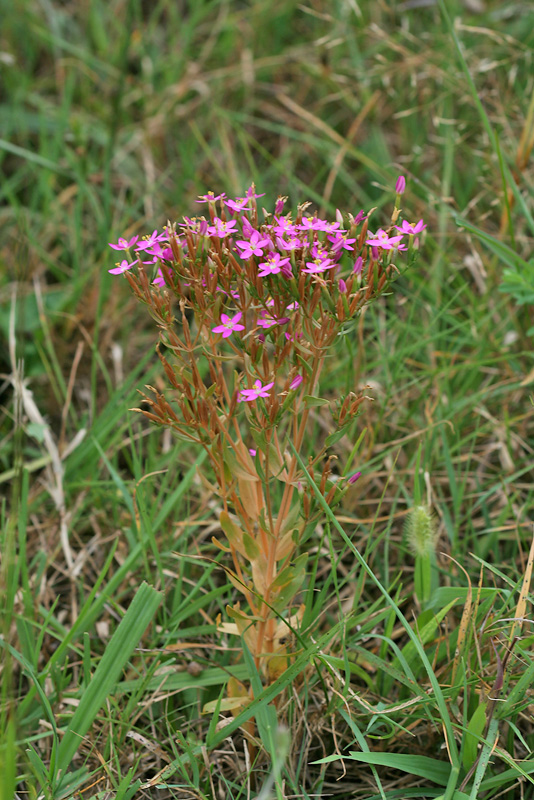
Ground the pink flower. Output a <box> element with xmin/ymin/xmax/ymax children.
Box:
<box><xmin>302</xmin><ymin>257</ymin><xmax>336</xmax><ymax>274</ymax></box>
<box><xmin>257</xmin><ymin>252</ymin><xmax>291</xmax><ymax>277</ymax></box>
<box><xmin>298</xmin><ymin>216</ymin><xmax>330</xmax><ymax>232</ymax></box>
<box><xmin>108</xmin><ymin>259</ymin><xmax>135</xmax><ymax>275</ymax></box>
<box><xmin>225</xmin><ymin>197</ymin><xmax>251</xmax><ymax>213</ymax></box>
<box><xmin>353</xmin><ymin>256</ymin><xmax>363</xmax><ymax>274</ymax></box>
<box><xmin>238</xmin><ymin>380</ymin><xmax>274</xmax><ymax>402</ymax></box>
<box><xmin>196</xmin><ymin>191</ymin><xmax>226</xmax><ymax>203</ymax></box>
<box><xmin>365</xmin><ymin>229</ymin><xmax>406</xmax><ymax>251</ymax></box>
<box><xmin>153</xmin><ymin>268</ymin><xmax>167</xmax><ymax>287</ymax></box>
<box><xmin>207</xmin><ymin>218</ymin><xmax>238</xmax><ymax>238</ymax></box>
<box><xmin>348</xmin><ymin>471</ymin><xmax>362</xmax><ymax>484</ymax></box>
<box><xmin>215</xmin><ymin>286</ymin><xmax>240</xmax><ymax>300</ymax></box>
<box><xmin>271</xmin><ymin>216</ymin><xmax>297</xmax><ymax>237</ymax></box>
<box><xmin>135</xmin><ymin>230</ymin><xmax>165</xmax><ymax>252</ymax></box>
<box><xmin>394</xmin><ymin>219</ymin><xmax>426</xmax><ymax>235</ymax></box>
<box><xmin>245</xmin><ymin>185</ymin><xmax>265</xmax><ymax>200</ymax></box>
<box><xmin>144</xmin><ymin>242</ymin><xmax>175</xmax><ymax>259</ymax></box>
<box><xmin>109</xmin><ymin>235</ymin><xmax>139</xmax><ymax>251</ymax></box>
<box><xmin>274</xmin><ymin>196</ymin><xmax>286</xmax><ymax>214</ymax></box>
<box><xmin>352</xmin><ymin>210</ymin><xmax>366</xmax><ymax>225</ymax></box>
<box><xmin>249</xmin><ymin>448</ymin><xmax>257</xmax><ymax>456</ymax></box>
<box><xmin>289</xmin><ymin>375</ymin><xmax>303</xmax><ymax>390</ymax></box>
<box><xmin>257</xmin><ymin>314</ymin><xmax>290</xmax><ymax>329</ymax></box>
<box><xmin>235</xmin><ymin>230</ymin><xmax>272</xmax><ymax>259</ymax></box>
<box><xmin>310</xmin><ymin>243</ymin><xmax>329</xmax><ymax>260</ymax></box>
<box><xmin>277</xmin><ymin>236</ymin><xmax>302</xmax><ymax>252</ymax></box>
<box><xmin>395</xmin><ymin>175</ymin><xmax>406</xmax><ymax>195</ymax></box>
<box><xmin>324</xmin><ymin>221</ymin><xmax>342</xmax><ymax>233</ymax></box>
<box><xmin>211</xmin><ymin>311</ymin><xmax>245</xmax><ymax>339</ymax></box>
<box><xmin>328</xmin><ymin>233</ymin><xmax>356</xmax><ymax>253</ymax></box>
<box><xmin>241</xmin><ymin>218</ymin><xmax>255</xmax><ymax>238</ymax></box>
<box><xmin>180</xmin><ymin>217</ymin><xmax>209</xmax><ymax>236</ymax></box>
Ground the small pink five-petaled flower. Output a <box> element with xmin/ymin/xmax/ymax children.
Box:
<box><xmin>196</xmin><ymin>191</ymin><xmax>226</xmax><ymax>203</ymax></box>
<box><xmin>108</xmin><ymin>235</ymin><xmax>139</xmax><ymax>251</ymax></box>
<box><xmin>365</xmin><ymin>229</ymin><xmax>406</xmax><ymax>251</ymax></box>
<box><xmin>207</xmin><ymin>218</ymin><xmax>238</xmax><ymax>238</ymax></box>
<box><xmin>238</xmin><ymin>380</ymin><xmax>274</xmax><ymax>402</ymax></box>
<box><xmin>108</xmin><ymin>259</ymin><xmax>135</xmax><ymax>274</ymax></box>
<box><xmin>211</xmin><ymin>311</ymin><xmax>245</xmax><ymax>339</ymax></box>
<box><xmin>394</xmin><ymin>219</ymin><xmax>426</xmax><ymax>235</ymax></box>
<box><xmin>257</xmin><ymin>252</ymin><xmax>291</xmax><ymax>277</ymax></box>
<box><xmin>236</xmin><ymin>230</ymin><xmax>272</xmax><ymax>259</ymax></box>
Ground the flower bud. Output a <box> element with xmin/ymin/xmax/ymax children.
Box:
<box><xmin>395</xmin><ymin>175</ymin><xmax>406</xmax><ymax>195</ymax></box>
<box><xmin>289</xmin><ymin>375</ymin><xmax>303</xmax><ymax>390</ymax></box>
<box><xmin>348</xmin><ymin>471</ymin><xmax>361</xmax><ymax>484</ymax></box>
<box><xmin>339</xmin><ymin>278</ymin><xmax>347</xmax><ymax>294</ymax></box>
<box><xmin>353</xmin><ymin>256</ymin><xmax>363</xmax><ymax>274</ymax></box>
<box><xmin>275</xmin><ymin>196</ymin><xmax>287</xmax><ymax>214</ymax></box>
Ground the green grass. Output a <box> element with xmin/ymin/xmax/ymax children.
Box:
<box><xmin>2</xmin><ymin>0</ymin><xmax>534</xmax><ymax>798</ymax></box>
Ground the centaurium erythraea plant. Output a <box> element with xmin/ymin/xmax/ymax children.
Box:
<box><xmin>108</xmin><ymin>178</ymin><xmax>424</xmax><ymax>696</ymax></box>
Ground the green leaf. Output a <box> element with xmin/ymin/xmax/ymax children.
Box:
<box><xmin>470</xmin><ymin>717</ymin><xmax>500</xmax><ymax>799</ymax></box>
<box><xmin>243</xmin><ymin>532</ymin><xmax>261</xmax><ymax>561</ymax></box>
<box><xmin>325</xmin><ymin>427</ymin><xmax>349</xmax><ymax>447</ymax></box>
<box><xmin>303</xmin><ymin>395</ymin><xmax>330</xmax><ymax>408</ymax></box>
<box><xmin>219</xmin><ymin>511</ymin><xmax>246</xmax><ymax>556</ymax></box>
<box><xmin>463</xmin><ymin>701</ymin><xmax>487</xmax><ymax>770</ymax></box>
<box><xmin>56</xmin><ymin>582</ymin><xmax>161</xmax><ymax>773</ymax></box>
<box><xmin>202</xmin><ymin>696</ymin><xmax>248</xmax><ymax>713</ymax></box>
<box><xmin>395</xmin><ymin>598</ymin><xmax>457</xmax><ymax>676</ymax></box>
<box><xmin>0</xmin><ymin>717</ymin><xmax>16</xmax><ymax>800</ymax></box>
<box><xmin>314</xmin><ymin>751</ymin><xmax>451</xmax><ymax>786</ymax></box>
<box><xmin>270</xmin><ymin>553</ymin><xmax>307</xmax><ymax>612</ymax></box>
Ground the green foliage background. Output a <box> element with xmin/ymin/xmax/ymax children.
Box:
<box><xmin>1</xmin><ymin>1</ymin><xmax>534</xmax><ymax>798</ymax></box>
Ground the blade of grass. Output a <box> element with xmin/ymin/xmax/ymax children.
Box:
<box><xmin>56</xmin><ymin>581</ymin><xmax>161</xmax><ymax>773</ymax></box>
<box><xmin>288</xmin><ymin>442</ymin><xmax>462</xmax><ymax>783</ymax></box>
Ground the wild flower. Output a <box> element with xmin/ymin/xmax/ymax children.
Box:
<box><xmin>365</xmin><ymin>228</ymin><xmax>406</xmax><ymax>251</ymax></box>
<box><xmin>108</xmin><ymin>258</ymin><xmax>136</xmax><ymax>275</ymax></box>
<box><xmin>302</xmin><ymin>257</ymin><xmax>336</xmax><ymax>274</ymax></box>
<box><xmin>211</xmin><ymin>311</ymin><xmax>246</xmax><ymax>339</ymax></box>
<box><xmin>135</xmin><ymin>229</ymin><xmax>165</xmax><ymax>252</ymax></box>
<box><xmin>329</xmin><ymin>232</ymin><xmax>357</xmax><ymax>253</ymax></box>
<box><xmin>238</xmin><ymin>379</ymin><xmax>275</xmax><ymax>402</ymax></box>
<box><xmin>108</xmin><ymin>178</ymin><xmax>424</xmax><ymax>696</ymax></box>
<box><xmin>395</xmin><ymin>219</ymin><xmax>427</xmax><ymax>235</ymax></box>
<box><xmin>197</xmin><ymin>191</ymin><xmax>226</xmax><ymax>203</ymax></box>
<box><xmin>108</xmin><ymin>235</ymin><xmax>139</xmax><ymax>251</ymax></box>
<box><xmin>271</xmin><ymin>216</ymin><xmax>297</xmax><ymax>236</ymax></box>
<box><xmin>236</xmin><ymin>230</ymin><xmax>272</xmax><ymax>259</ymax></box>
<box><xmin>298</xmin><ymin>216</ymin><xmax>331</xmax><ymax>232</ymax></box>
<box><xmin>225</xmin><ymin>197</ymin><xmax>251</xmax><ymax>213</ymax></box>
<box><xmin>257</xmin><ymin>252</ymin><xmax>291</xmax><ymax>277</ymax></box>
<box><xmin>257</xmin><ymin>313</ymin><xmax>290</xmax><ymax>329</ymax></box>
<box><xmin>207</xmin><ymin>218</ymin><xmax>238</xmax><ymax>238</ymax></box>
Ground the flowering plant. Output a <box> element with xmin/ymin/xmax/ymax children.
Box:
<box><xmin>108</xmin><ymin>180</ymin><xmax>423</xmax><ymax>708</ymax></box>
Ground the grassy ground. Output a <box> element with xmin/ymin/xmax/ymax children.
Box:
<box><xmin>2</xmin><ymin>0</ymin><xmax>534</xmax><ymax>798</ymax></box>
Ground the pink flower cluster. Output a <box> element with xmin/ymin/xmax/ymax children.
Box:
<box><xmin>108</xmin><ymin>179</ymin><xmax>425</xmax><ymax>403</ymax></box>
<box><xmin>108</xmin><ymin>180</ymin><xmax>424</xmax><ymax>282</ymax></box>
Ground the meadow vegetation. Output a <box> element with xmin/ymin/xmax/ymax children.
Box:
<box><xmin>1</xmin><ymin>1</ymin><xmax>534</xmax><ymax>798</ymax></box>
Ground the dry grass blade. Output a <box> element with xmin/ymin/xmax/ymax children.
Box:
<box><xmin>444</xmin><ymin>553</ymin><xmax>474</xmax><ymax>686</ymax></box>
<box><xmin>511</xmin><ymin>527</ymin><xmax>534</xmax><ymax>642</ymax></box>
